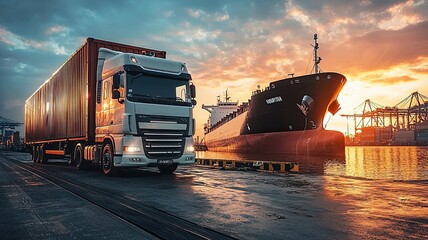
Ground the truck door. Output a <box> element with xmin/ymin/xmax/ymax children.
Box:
<box><xmin>96</xmin><ymin>73</ymin><xmax>125</xmax><ymax>140</ymax></box>
<box><xmin>96</xmin><ymin>78</ymin><xmax>112</xmax><ymax>137</ymax></box>
<box><xmin>96</xmin><ymin>77</ymin><xmax>111</xmax><ymax>135</ymax></box>
<box><xmin>109</xmin><ymin>74</ymin><xmax>124</xmax><ymax>133</ymax></box>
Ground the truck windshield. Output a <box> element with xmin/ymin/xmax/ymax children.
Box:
<box><xmin>126</xmin><ymin>72</ymin><xmax>191</xmax><ymax>106</ymax></box>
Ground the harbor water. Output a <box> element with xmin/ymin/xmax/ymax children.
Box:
<box><xmin>196</xmin><ymin>146</ymin><xmax>428</xmax><ymax>181</ymax></box>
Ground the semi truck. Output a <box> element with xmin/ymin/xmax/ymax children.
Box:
<box><xmin>25</xmin><ymin>38</ymin><xmax>197</xmax><ymax>175</ymax></box>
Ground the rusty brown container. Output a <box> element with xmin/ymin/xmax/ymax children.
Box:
<box><xmin>25</xmin><ymin>38</ymin><xmax>166</xmax><ymax>144</ymax></box>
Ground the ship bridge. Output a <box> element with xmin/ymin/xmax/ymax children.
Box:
<box><xmin>202</xmin><ymin>101</ymin><xmax>239</xmax><ymax>127</ymax></box>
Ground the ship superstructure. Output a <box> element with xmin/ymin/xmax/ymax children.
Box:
<box><xmin>202</xmin><ymin>90</ymin><xmax>240</xmax><ymax>129</ymax></box>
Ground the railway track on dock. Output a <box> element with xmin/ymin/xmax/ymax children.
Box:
<box><xmin>0</xmin><ymin>153</ymin><xmax>236</xmax><ymax>240</ymax></box>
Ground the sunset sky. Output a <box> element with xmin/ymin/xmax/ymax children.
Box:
<box><xmin>1</xmin><ymin>0</ymin><xmax>427</xmax><ymax>138</ymax></box>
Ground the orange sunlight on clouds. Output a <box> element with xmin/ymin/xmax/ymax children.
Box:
<box><xmin>177</xmin><ymin>1</ymin><xmax>428</xmax><ymax>138</ymax></box>
<box><xmin>1</xmin><ymin>1</ymin><xmax>427</xmax><ymax>138</ymax></box>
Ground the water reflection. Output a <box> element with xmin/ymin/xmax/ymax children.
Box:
<box><xmin>197</xmin><ymin>146</ymin><xmax>428</xmax><ymax>180</ymax></box>
<box><xmin>326</xmin><ymin>146</ymin><xmax>428</xmax><ymax>181</ymax></box>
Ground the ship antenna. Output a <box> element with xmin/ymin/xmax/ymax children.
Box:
<box><xmin>312</xmin><ymin>33</ymin><xmax>322</xmax><ymax>74</ymax></box>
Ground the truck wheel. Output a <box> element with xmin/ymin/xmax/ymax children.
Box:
<box><xmin>158</xmin><ymin>164</ymin><xmax>178</xmax><ymax>174</ymax></box>
<box><xmin>102</xmin><ymin>143</ymin><xmax>117</xmax><ymax>176</ymax></box>
<box><xmin>32</xmin><ymin>146</ymin><xmax>38</xmax><ymax>163</ymax></box>
<box><xmin>68</xmin><ymin>148</ymin><xmax>75</xmax><ymax>166</ymax></box>
<box><xmin>39</xmin><ymin>144</ymin><xmax>48</xmax><ymax>164</ymax></box>
<box><xmin>36</xmin><ymin>146</ymin><xmax>43</xmax><ymax>163</ymax></box>
<box><xmin>74</xmin><ymin>144</ymin><xmax>85</xmax><ymax>170</ymax></box>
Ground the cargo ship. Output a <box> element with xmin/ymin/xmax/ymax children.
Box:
<box><xmin>202</xmin><ymin>34</ymin><xmax>347</xmax><ymax>158</ymax></box>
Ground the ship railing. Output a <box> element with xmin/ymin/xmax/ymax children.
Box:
<box><xmin>251</xmin><ymin>86</ymin><xmax>271</xmax><ymax>96</ymax></box>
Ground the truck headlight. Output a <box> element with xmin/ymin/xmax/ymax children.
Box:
<box><xmin>185</xmin><ymin>145</ymin><xmax>195</xmax><ymax>153</ymax></box>
<box><xmin>123</xmin><ymin>146</ymin><xmax>141</xmax><ymax>152</ymax></box>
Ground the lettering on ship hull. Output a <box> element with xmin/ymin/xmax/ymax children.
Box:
<box><xmin>266</xmin><ymin>96</ymin><xmax>283</xmax><ymax>105</ymax></box>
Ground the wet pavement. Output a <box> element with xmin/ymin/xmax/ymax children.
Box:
<box><xmin>1</xmin><ymin>150</ymin><xmax>427</xmax><ymax>239</ymax></box>
<box><xmin>0</xmin><ymin>151</ymin><xmax>155</xmax><ymax>239</ymax></box>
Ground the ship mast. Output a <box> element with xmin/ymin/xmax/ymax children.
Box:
<box><xmin>312</xmin><ymin>33</ymin><xmax>322</xmax><ymax>74</ymax></box>
<box><xmin>225</xmin><ymin>89</ymin><xmax>230</xmax><ymax>102</ymax></box>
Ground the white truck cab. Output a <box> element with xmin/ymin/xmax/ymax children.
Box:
<box><xmin>91</xmin><ymin>48</ymin><xmax>196</xmax><ymax>174</ymax></box>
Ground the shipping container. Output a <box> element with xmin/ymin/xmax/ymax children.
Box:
<box><xmin>394</xmin><ymin>129</ymin><xmax>415</xmax><ymax>140</ymax></box>
<box><xmin>374</xmin><ymin>126</ymin><xmax>393</xmax><ymax>143</ymax></box>
<box><xmin>393</xmin><ymin>129</ymin><xmax>415</xmax><ymax>145</ymax></box>
<box><xmin>11</xmin><ymin>131</ymin><xmax>20</xmax><ymax>146</ymax></box>
<box><xmin>25</xmin><ymin>38</ymin><xmax>166</xmax><ymax>143</ymax></box>
<box><xmin>1</xmin><ymin>130</ymin><xmax>13</xmax><ymax>145</ymax></box>
<box><xmin>416</xmin><ymin>129</ymin><xmax>428</xmax><ymax>141</ymax></box>
<box><xmin>415</xmin><ymin>122</ymin><xmax>428</xmax><ymax>130</ymax></box>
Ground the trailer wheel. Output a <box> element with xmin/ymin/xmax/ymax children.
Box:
<box><xmin>102</xmin><ymin>143</ymin><xmax>117</xmax><ymax>176</ymax></box>
<box><xmin>32</xmin><ymin>146</ymin><xmax>38</xmax><ymax>163</ymax></box>
<box><xmin>74</xmin><ymin>144</ymin><xmax>85</xmax><ymax>170</ymax></box>
<box><xmin>68</xmin><ymin>148</ymin><xmax>75</xmax><ymax>166</ymax></box>
<box><xmin>158</xmin><ymin>164</ymin><xmax>178</xmax><ymax>174</ymax></box>
<box><xmin>36</xmin><ymin>146</ymin><xmax>43</xmax><ymax>163</ymax></box>
<box><xmin>39</xmin><ymin>144</ymin><xmax>48</xmax><ymax>164</ymax></box>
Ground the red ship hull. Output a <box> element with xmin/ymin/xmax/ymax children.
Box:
<box><xmin>206</xmin><ymin>128</ymin><xmax>345</xmax><ymax>159</ymax></box>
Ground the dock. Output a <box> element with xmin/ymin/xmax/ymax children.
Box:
<box><xmin>196</xmin><ymin>158</ymin><xmax>299</xmax><ymax>173</ymax></box>
<box><xmin>341</xmin><ymin>92</ymin><xmax>428</xmax><ymax>146</ymax></box>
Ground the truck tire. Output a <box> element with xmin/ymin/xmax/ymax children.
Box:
<box><xmin>36</xmin><ymin>146</ymin><xmax>43</xmax><ymax>163</ymax></box>
<box><xmin>158</xmin><ymin>164</ymin><xmax>178</xmax><ymax>174</ymax></box>
<box><xmin>39</xmin><ymin>144</ymin><xmax>48</xmax><ymax>164</ymax></box>
<box><xmin>102</xmin><ymin>143</ymin><xmax>117</xmax><ymax>176</ymax></box>
<box><xmin>68</xmin><ymin>148</ymin><xmax>75</xmax><ymax>166</ymax></box>
<box><xmin>32</xmin><ymin>146</ymin><xmax>38</xmax><ymax>163</ymax></box>
<box><xmin>74</xmin><ymin>144</ymin><xmax>85</xmax><ymax>170</ymax></box>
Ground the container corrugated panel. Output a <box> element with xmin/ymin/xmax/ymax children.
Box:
<box><xmin>25</xmin><ymin>37</ymin><xmax>166</xmax><ymax>143</ymax></box>
<box><xmin>415</xmin><ymin>123</ymin><xmax>428</xmax><ymax>130</ymax></box>
<box><xmin>416</xmin><ymin>130</ymin><xmax>428</xmax><ymax>141</ymax></box>
<box><xmin>394</xmin><ymin>130</ymin><xmax>415</xmax><ymax>141</ymax></box>
<box><xmin>25</xmin><ymin>42</ymin><xmax>89</xmax><ymax>143</ymax></box>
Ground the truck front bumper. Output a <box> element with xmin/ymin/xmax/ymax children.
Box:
<box><xmin>112</xmin><ymin>135</ymin><xmax>196</xmax><ymax>168</ymax></box>
<box><xmin>114</xmin><ymin>153</ymin><xmax>195</xmax><ymax>168</ymax></box>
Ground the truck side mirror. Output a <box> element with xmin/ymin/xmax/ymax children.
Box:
<box><xmin>112</xmin><ymin>89</ymin><xmax>120</xmax><ymax>99</ymax></box>
<box><xmin>190</xmin><ymin>84</ymin><xmax>196</xmax><ymax>99</ymax></box>
<box><xmin>191</xmin><ymin>99</ymin><xmax>197</xmax><ymax>106</ymax></box>
<box><xmin>113</xmin><ymin>73</ymin><xmax>120</xmax><ymax>89</ymax></box>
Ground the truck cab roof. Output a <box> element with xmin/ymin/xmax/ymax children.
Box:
<box><xmin>100</xmin><ymin>48</ymin><xmax>189</xmax><ymax>78</ymax></box>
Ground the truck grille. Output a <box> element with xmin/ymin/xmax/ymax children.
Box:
<box><xmin>136</xmin><ymin>114</ymin><xmax>189</xmax><ymax>159</ymax></box>
<box><xmin>142</xmin><ymin>133</ymin><xmax>185</xmax><ymax>159</ymax></box>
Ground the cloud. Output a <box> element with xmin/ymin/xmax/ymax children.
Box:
<box><xmin>0</xmin><ymin>26</ymin><xmax>74</xmax><ymax>55</ymax></box>
<box><xmin>370</xmin><ymin>75</ymin><xmax>416</xmax><ymax>84</ymax></box>
<box><xmin>378</xmin><ymin>0</ymin><xmax>423</xmax><ymax>30</ymax></box>
<box><xmin>406</xmin><ymin>59</ymin><xmax>428</xmax><ymax>74</ymax></box>
<box><xmin>1</xmin><ymin>0</ymin><xmax>428</xmax><ymax>136</ymax></box>
<box><xmin>0</xmin><ymin>28</ymin><xmax>26</xmax><ymax>49</ymax></box>
<box><xmin>322</xmin><ymin>20</ymin><xmax>428</xmax><ymax>73</ymax></box>
<box><xmin>188</xmin><ymin>9</ymin><xmax>204</xmax><ymax>18</ymax></box>
<box><xmin>46</xmin><ymin>25</ymin><xmax>69</xmax><ymax>35</ymax></box>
